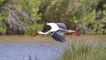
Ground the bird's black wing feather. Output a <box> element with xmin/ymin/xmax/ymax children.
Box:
<box><xmin>51</xmin><ymin>29</ymin><xmax>66</xmax><ymax>43</ymax></box>
<box><xmin>56</xmin><ymin>23</ymin><xmax>67</xmax><ymax>30</ymax></box>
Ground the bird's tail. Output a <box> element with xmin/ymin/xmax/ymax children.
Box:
<box><xmin>67</xmin><ymin>30</ymin><xmax>80</xmax><ymax>36</ymax></box>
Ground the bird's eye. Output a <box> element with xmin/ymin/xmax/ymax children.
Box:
<box><xmin>50</xmin><ymin>32</ymin><xmax>54</xmax><ymax>35</ymax></box>
<box><xmin>51</xmin><ymin>32</ymin><xmax>54</xmax><ymax>34</ymax></box>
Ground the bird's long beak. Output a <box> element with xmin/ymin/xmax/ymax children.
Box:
<box><xmin>31</xmin><ymin>33</ymin><xmax>38</xmax><ymax>37</ymax></box>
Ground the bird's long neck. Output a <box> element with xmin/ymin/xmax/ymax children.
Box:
<box><xmin>31</xmin><ymin>31</ymin><xmax>50</xmax><ymax>37</ymax></box>
<box><xmin>38</xmin><ymin>30</ymin><xmax>52</xmax><ymax>35</ymax></box>
<box><xmin>38</xmin><ymin>31</ymin><xmax>48</xmax><ymax>35</ymax></box>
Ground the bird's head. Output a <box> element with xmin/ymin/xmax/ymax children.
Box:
<box><xmin>46</xmin><ymin>22</ymin><xmax>49</xmax><ymax>26</ymax></box>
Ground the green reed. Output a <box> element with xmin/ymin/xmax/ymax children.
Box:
<box><xmin>61</xmin><ymin>40</ymin><xmax>106</xmax><ymax>60</ymax></box>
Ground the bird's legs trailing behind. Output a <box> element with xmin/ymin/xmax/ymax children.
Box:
<box><xmin>67</xmin><ymin>30</ymin><xmax>80</xmax><ymax>36</ymax></box>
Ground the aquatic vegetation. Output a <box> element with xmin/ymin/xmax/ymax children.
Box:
<box><xmin>61</xmin><ymin>40</ymin><xmax>106</xmax><ymax>60</ymax></box>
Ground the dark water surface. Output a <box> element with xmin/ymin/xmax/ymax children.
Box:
<box><xmin>0</xmin><ymin>35</ymin><xmax>106</xmax><ymax>60</ymax></box>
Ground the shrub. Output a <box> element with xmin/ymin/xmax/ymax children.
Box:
<box><xmin>0</xmin><ymin>13</ymin><xmax>7</xmax><ymax>35</ymax></box>
<box><xmin>25</xmin><ymin>23</ymin><xmax>44</xmax><ymax>35</ymax></box>
<box><xmin>0</xmin><ymin>0</ymin><xmax>4</xmax><ymax>6</ymax></box>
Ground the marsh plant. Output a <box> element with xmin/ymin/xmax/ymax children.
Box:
<box><xmin>61</xmin><ymin>40</ymin><xmax>106</xmax><ymax>60</ymax></box>
<box><xmin>28</xmin><ymin>55</ymin><xmax>38</xmax><ymax>60</ymax></box>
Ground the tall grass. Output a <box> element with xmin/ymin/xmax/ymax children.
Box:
<box><xmin>61</xmin><ymin>40</ymin><xmax>106</xmax><ymax>60</ymax></box>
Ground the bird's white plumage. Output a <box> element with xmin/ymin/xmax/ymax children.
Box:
<box><xmin>36</xmin><ymin>22</ymin><xmax>78</xmax><ymax>42</ymax></box>
<box><xmin>46</xmin><ymin>23</ymin><xmax>59</xmax><ymax>31</ymax></box>
<box><xmin>38</xmin><ymin>23</ymin><xmax>60</xmax><ymax>35</ymax></box>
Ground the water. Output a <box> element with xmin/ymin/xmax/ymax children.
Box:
<box><xmin>0</xmin><ymin>42</ymin><xmax>65</xmax><ymax>60</ymax></box>
<box><xmin>0</xmin><ymin>35</ymin><xmax>106</xmax><ymax>60</ymax></box>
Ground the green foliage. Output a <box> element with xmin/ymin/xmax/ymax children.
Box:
<box><xmin>71</xmin><ymin>10</ymin><xmax>106</xmax><ymax>34</ymax></box>
<box><xmin>103</xmin><ymin>3</ymin><xmax>106</xmax><ymax>8</ymax></box>
<box><xmin>61</xmin><ymin>40</ymin><xmax>106</xmax><ymax>60</ymax></box>
<box><xmin>18</xmin><ymin>0</ymin><xmax>46</xmax><ymax>21</ymax></box>
<box><xmin>16</xmin><ymin>0</ymin><xmax>46</xmax><ymax>35</ymax></box>
<box><xmin>70</xmin><ymin>0</ymin><xmax>106</xmax><ymax>34</ymax></box>
<box><xmin>27</xmin><ymin>0</ymin><xmax>42</xmax><ymax>20</ymax></box>
<box><xmin>0</xmin><ymin>22</ymin><xmax>7</xmax><ymax>34</ymax></box>
<box><xmin>0</xmin><ymin>13</ymin><xmax>6</xmax><ymax>34</ymax></box>
<box><xmin>0</xmin><ymin>13</ymin><xmax>4</xmax><ymax>20</ymax></box>
<box><xmin>25</xmin><ymin>24</ymin><xmax>44</xmax><ymax>35</ymax></box>
<box><xmin>78</xmin><ymin>0</ymin><xmax>98</xmax><ymax>18</ymax></box>
<box><xmin>43</xmin><ymin>0</ymin><xmax>70</xmax><ymax>22</ymax></box>
<box><xmin>0</xmin><ymin>0</ymin><xmax>4</xmax><ymax>6</ymax></box>
<box><xmin>42</xmin><ymin>0</ymin><xmax>105</xmax><ymax>34</ymax></box>
<box><xmin>0</xmin><ymin>0</ymin><xmax>106</xmax><ymax>35</ymax></box>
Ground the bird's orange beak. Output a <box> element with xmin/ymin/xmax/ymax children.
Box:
<box><xmin>31</xmin><ymin>33</ymin><xmax>38</xmax><ymax>38</ymax></box>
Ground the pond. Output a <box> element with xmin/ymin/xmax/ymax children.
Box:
<box><xmin>0</xmin><ymin>35</ymin><xmax>106</xmax><ymax>60</ymax></box>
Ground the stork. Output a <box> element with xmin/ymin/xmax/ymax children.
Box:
<box><xmin>31</xmin><ymin>23</ymin><xmax>80</xmax><ymax>42</ymax></box>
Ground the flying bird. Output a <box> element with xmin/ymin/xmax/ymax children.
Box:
<box><xmin>31</xmin><ymin>23</ymin><xmax>80</xmax><ymax>42</ymax></box>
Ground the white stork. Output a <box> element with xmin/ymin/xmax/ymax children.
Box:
<box><xmin>31</xmin><ymin>23</ymin><xmax>80</xmax><ymax>42</ymax></box>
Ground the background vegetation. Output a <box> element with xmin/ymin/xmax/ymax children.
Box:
<box><xmin>61</xmin><ymin>40</ymin><xmax>106</xmax><ymax>60</ymax></box>
<box><xmin>0</xmin><ymin>0</ymin><xmax>106</xmax><ymax>35</ymax></box>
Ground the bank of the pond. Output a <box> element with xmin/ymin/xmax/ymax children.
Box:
<box><xmin>0</xmin><ymin>35</ymin><xmax>106</xmax><ymax>42</ymax></box>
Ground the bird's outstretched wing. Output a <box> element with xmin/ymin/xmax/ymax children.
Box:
<box><xmin>51</xmin><ymin>29</ymin><xmax>66</xmax><ymax>43</ymax></box>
